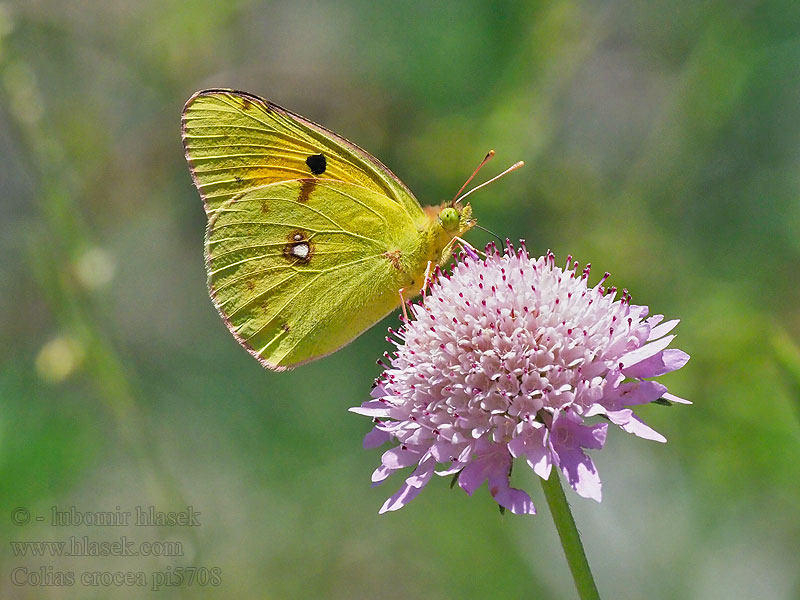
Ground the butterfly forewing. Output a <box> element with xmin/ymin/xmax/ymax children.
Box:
<box><xmin>182</xmin><ymin>89</ymin><xmax>425</xmax><ymax>221</ymax></box>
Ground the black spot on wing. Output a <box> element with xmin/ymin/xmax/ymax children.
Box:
<box><xmin>305</xmin><ymin>153</ymin><xmax>326</xmax><ymax>175</ymax></box>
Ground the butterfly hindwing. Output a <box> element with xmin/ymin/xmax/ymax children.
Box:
<box><xmin>206</xmin><ymin>179</ymin><xmax>421</xmax><ymax>370</ymax></box>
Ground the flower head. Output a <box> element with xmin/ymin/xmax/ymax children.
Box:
<box><xmin>351</xmin><ymin>242</ymin><xmax>690</xmax><ymax>515</ymax></box>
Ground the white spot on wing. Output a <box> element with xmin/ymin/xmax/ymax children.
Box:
<box><xmin>291</xmin><ymin>243</ymin><xmax>310</xmax><ymax>259</ymax></box>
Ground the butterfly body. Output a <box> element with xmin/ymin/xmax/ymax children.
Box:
<box><xmin>182</xmin><ymin>89</ymin><xmax>474</xmax><ymax>370</ymax></box>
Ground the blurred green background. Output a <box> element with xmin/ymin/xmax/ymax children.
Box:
<box><xmin>2</xmin><ymin>1</ymin><xmax>799</xmax><ymax>598</ymax></box>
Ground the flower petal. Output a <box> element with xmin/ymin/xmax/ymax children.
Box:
<box><xmin>556</xmin><ymin>450</ymin><xmax>603</xmax><ymax>502</ymax></box>
<box><xmin>381</xmin><ymin>446</ymin><xmax>423</xmax><ymax>470</ymax></box>
<box><xmin>379</xmin><ymin>459</ymin><xmax>436</xmax><ymax>513</ymax></box>
<box><xmin>487</xmin><ymin>471</ymin><xmax>536</xmax><ymax>515</ymax></box>
<box><xmin>648</xmin><ymin>319</ymin><xmax>679</xmax><ymax>341</ymax></box>
<box><xmin>600</xmin><ymin>380</ymin><xmax>668</xmax><ymax>410</ymax></box>
<box><xmin>457</xmin><ymin>438</ymin><xmax>510</xmax><ymax>495</ymax></box>
<box><xmin>550</xmin><ymin>411</ymin><xmax>606</xmax><ymax>500</ymax></box>
<box><xmin>371</xmin><ymin>464</ymin><xmax>392</xmax><ymax>484</ymax></box>
<box><xmin>605</xmin><ymin>409</ymin><xmax>666</xmax><ymax>442</ymax></box>
<box><xmin>662</xmin><ymin>391</ymin><xmax>692</xmax><ymax>405</ymax></box>
<box><xmin>620</xmin><ymin>335</ymin><xmax>675</xmax><ymax>370</ymax></box>
<box><xmin>623</xmin><ymin>349</ymin><xmax>690</xmax><ymax>378</ymax></box>
<box><xmin>349</xmin><ymin>401</ymin><xmax>392</xmax><ymax>417</ymax></box>
<box><xmin>508</xmin><ymin>422</ymin><xmax>552</xmax><ymax>480</ymax></box>
<box><xmin>364</xmin><ymin>427</ymin><xmax>392</xmax><ymax>448</ymax></box>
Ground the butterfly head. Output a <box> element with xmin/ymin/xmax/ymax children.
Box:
<box><xmin>423</xmin><ymin>202</ymin><xmax>475</xmax><ymax>267</ymax></box>
<box><xmin>438</xmin><ymin>202</ymin><xmax>475</xmax><ymax>235</ymax></box>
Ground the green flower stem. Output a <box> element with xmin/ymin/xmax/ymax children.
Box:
<box><xmin>540</xmin><ymin>470</ymin><xmax>601</xmax><ymax>600</ymax></box>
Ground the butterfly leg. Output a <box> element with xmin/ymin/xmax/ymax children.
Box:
<box><xmin>420</xmin><ymin>260</ymin><xmax>433</xmax><ymax>295</ymax></box>
<box><xmin>398</xmin><ymin>288</ymin><xmax>409</xmax><ymax>322</ymax></box>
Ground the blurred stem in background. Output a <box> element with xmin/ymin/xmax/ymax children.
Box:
<box><xmin>771</xmin><ymin>326</ymin><xmax>800</xmax><ymax>421</ymax></box>
<box><xmin>0</xmin><ymin>21</ymin><xmax>191</xmax><ymax>525</ymax></box>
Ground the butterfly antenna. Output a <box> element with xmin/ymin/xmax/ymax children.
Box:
<box><xmin>451</xmin><ymin>150</ymin><xmax>495</xmax><ymax>206</ymax></box>
<box><xmin>455</xmin><ymin>160</ymin><xmax>525</xmax><ymax>205</ymax></box>
<box><xmin>475</xmin><ymin>224</ymin><xmax>504</xmax><ymax>244</ymax></box>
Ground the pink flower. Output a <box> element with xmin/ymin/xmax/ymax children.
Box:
<box><xmin>351</xmin><ymin>242</ymin><xmax>690</xmax><ymax>515</ymax></box>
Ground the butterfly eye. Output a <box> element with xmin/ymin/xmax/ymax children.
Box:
<box><xmin>439</xmin><ymin>207</ymin><xmax>460</xmax><ymax>232</ymax></box>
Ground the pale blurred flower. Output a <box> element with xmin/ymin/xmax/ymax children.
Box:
<box><xmin>352</xmin><ymin>242</ymin><xmax>690</xmax><ymax>514</ymax></box>
<box><xmin>74</xmin><ymin>246</ymin><xmax>116</xmax><ymax>291</ymax></box>
<box><xmin>36</xmin><ymin>334</ymin><xmax>85</xmax><ymax>384</ymax></box>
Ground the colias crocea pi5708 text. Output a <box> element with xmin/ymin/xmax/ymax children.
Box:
<box><xmin>182</xmin><ymin>89</ymin><xmax>478</xmax><ymax>371</ymax></box>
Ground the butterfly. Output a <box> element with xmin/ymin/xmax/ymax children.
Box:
<box><xmin>182</xmin><ymin>89</ymin><xmax>491</xmax><ymax>371</ymax></box>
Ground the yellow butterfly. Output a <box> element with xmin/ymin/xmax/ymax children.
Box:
<box><xmin>182</xmin><ymin>89</ymin><xmax>486</xmax><ymax>371</ymax></box>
